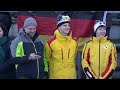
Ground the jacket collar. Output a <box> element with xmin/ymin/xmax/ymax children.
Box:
<box><xmin>54</xmin><ymin>29</ymin><xmax>72</xmax><ymax>42</ymax></box>
<box><xmin>92</xmin><ymin>36</ymin><xmax>108</xmax><ymax>42</ymax></box>
<box><xmin>18</xmin><ymin>28</ymin><xmax>40</xmax><ymax>42</ymax></box>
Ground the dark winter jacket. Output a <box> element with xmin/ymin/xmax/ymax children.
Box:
<box><xmin>0</xmin><ymin>36</ymin><xmax>16</xmax><ymax>79</ymax></box>
<box><xmin>10</xmin><ymin>28</ymin><xmax>45</xmax><ymax>79</ymax></box>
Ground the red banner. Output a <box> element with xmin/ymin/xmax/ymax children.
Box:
<box><xmin>17</xmin><ymin>11</ymin><xmax>104</xmax><ymax>38</ymax></box>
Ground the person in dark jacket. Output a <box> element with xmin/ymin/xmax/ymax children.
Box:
<box><xmin>10</xmin><ymin>17</ymin><xmax>45</xmax><ymax>79</ymax></box>
<box><xmin>0</xmin><ymin>23</ymin><xmax>16</xmax><ymax>79</ymax></box>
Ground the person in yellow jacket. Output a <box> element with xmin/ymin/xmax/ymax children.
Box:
<box><xmin>45</xmin><ymin>14</ymin><xmax>78</xmax><ymax>79</ymax></box>
<box><xmin>82</xmin><ymin>20</ymin><xmax>117</xmax><ymax>79</ymax></box>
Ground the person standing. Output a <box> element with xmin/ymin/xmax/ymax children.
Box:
<box><xmin>45</xmin><ymin>14</ymin><xmax>78</xmax><ymax>79</ymax></box>
<box><xmin>0</xmin><ymin>23</ymin><xmax>16</xmax><ymax>79</ymax></box>
<box><xmin>82</xmin><ymin>20</ymin><xmax>117</xmax><ymax>79</ymax></box>
<box><xmin>10</xmin><ymin>17</ymin><xmax>45</xmax><ymax>79</ymax></box>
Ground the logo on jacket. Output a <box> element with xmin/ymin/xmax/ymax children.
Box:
<box><xmin>104</xmin><ymin>45</ymin><xmax>108</xmax><ymax>49</ymax></box>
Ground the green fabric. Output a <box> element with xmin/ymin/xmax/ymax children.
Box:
<box><xmin>43</xmin><ymin>47</ymin><xmax>48</xmax><ymax>72</ymax></box>
<box><xmin>15</xmin><ymin>42</ymin><xmax>25</xmax><ymax>69</ymax></box>
<box><xmin>0</xmin><ymin>36</ymin><xmax>7</xmax><ymax>63</ymax></box>
<box><xmin>16</xmin><ymin>42</ymin><xmax>25</xmax><ymax>57</ymax></box>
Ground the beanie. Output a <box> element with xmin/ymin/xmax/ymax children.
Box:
<box><xmin>23</xmin><ymin>17</ymin><xmax>37</xmax><ymax>28</ymax></box>
<box><xmin>57</xmin><ymin>14</ymin><xmax>71</xmax><ymax>28</ymax></box>
<box><xmin>94</xmin><ymin>20</ymin><xmax>106</xmax><ymax>33</ymax></box>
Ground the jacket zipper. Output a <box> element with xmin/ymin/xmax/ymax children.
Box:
<box><xmin>31</xmin><ymin>40</ymin><xmax>39</xmax><ymax>79</ymax></box>
<box><xmin>98</xmin><ymin>39</ymin><xmax>100</xmax><ymax>78</ymax></box>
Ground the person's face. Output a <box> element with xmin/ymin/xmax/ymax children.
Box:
<box><xmin>24</xmin><ymin>25</ymin><xmax>36</xmax><ymax>37</ymax></box>
<box><xmin>0</xmin><ymin>27</ymin><xmax>3</xmax><ymax>38</ymax></box>
<box><xmin>58</xmin><ymin>23</ymin><xmax>70</xmax><ymax>36</ymax></box>
<box><xmin>96</xmin><ymin>26</ymin><xmax>106</xmax><ymax>38</ymax></box>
